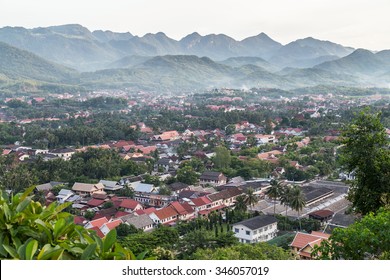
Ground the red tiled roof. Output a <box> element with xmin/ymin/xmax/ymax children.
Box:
<box><xmin>89</xmin><ymin>226</ymin><xmax>105</xmax><ymax>238</ymax></box>
<box><xmin>290</xmin><ymin>232</ymin><xmax>330</xmax><ymax>250</ymax></box>
<box><xmin>198</xmin><ymin>204</ymin><xmax>225</xmax><ymax>215</ymax></box>
<box><xmin>143</xmin><ymin>207</ymin><xmax>156</xmax><ymax>215</ymax></box>
<box><xmin>119</xmin><ymin>199</ymin><xmax>141</xmax><ymax>210</ymax></box>
<box><xmin>87</xmin><ymin>198</ymin><xmax>105</xmax><ymax>207</ymax></box>
<box><xmin>115</xmin><ymin>211</ymin><xmax>129</xmax><ymax>218</ymax></box>
<box><xmin>154</xmin><ymin>207</ymin><xmax>178</xmax><ymax>220</ymax></box>
<box><xmin>181</xmin><ymin>202</ymin><xmax>195</xmax><ymax>214</ymax></box>
<box><xmin>135</xmin><ymin>209</ymin><xmax>146</xmax><ymax>215</ymax></box>
<box><xmin>103</xmin><ymin>219</ymin><xmax>122</xmax><ymax>230</ymax></box>
<box><xmin>74</xmin><ymin>216</ymin><xmax>86</xmax><ymax>225</ymax></box>
<box><xmin>191</xmin><ymin>196</ymin><xmax>212</xmax><ymax>207</ymax></box>
<box><xmin>89</xmin><ymin>217</ymin><xmax>109</xmax><ymax>228</ymax></box>
<box><xmin>169</xmin><ymin>201</ymin><xmax>187</xmax><ymax>215</ymax></box>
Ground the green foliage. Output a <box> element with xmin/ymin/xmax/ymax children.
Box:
<box><xmin>213</xmin><ymin>146</ymin><xmax>231</xmax><ymax>169</ymax></box>
<box><xmin>176</xmin><ymin>165</ymin><xmax>199</xmax><ymax>185</ymax></box>
<box><xmin>312</xmin><ymin>208</ymin><xmax>390</xmax><ymax>260</ymax></box>
<box><xmin>0</xmin><ymin>187</ymin><xmax>136</xmax><ymax>260</ymax></box>
<box><xmin>192</xmin><ymin>242</ymin><xmax>294</xmax><ymax>260</ymax></box>
<box><xmin>340</xmin><ymin>110</ymin><xmax>390</xmax><ymax>214</ymax></box>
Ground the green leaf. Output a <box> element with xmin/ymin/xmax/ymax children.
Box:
<box><xmin>3</xmin><ymin>203</ymin><xmax>12</xmax><ymax>222</ymax></box>
<box><xmin>0</xmin><ymin>233</ymin><xmax>9</xmax><ymax>257</ymax></box>
<box><xmin>80</xmin><ymin>243</ymin><xmax>97</xmax><ymax>260</ymax></box>
<box><xmin>16</xmin><ymin>198</ymin><xmax>31</xmax><ymax>213</ymax></box>
<box><xmin>25</xmin><ymin>239</ymin><xmax>38</xmax><ymax>260</ymax></box>
<box><xmin>53</xmin><ymin>218</ymin><xmax>66</xmax><ymax>239</ymax></box>
<box><xmin>3</xmin><ymin>244</ymin><xmax>19</xmax><ymax>259</ymax></box>
<box><xmin>20</xmin><ymin>186</ymin><xmax>36</xmax><ymax>202</ymax></box>
<box><xmin>37</xmin><ymin>244</ymin><xmax>64</xmax><ymax>260</ymax></box>
<box><xmin>102</xmin><ymin>229</ymin><xmax>116</xmax><ymax>253</ymax></box>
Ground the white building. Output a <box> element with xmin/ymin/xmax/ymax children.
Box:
<box><xmin>232</xmin><ymin>215</ymin><xmax>278</xmax><ymax>244</ymax></box>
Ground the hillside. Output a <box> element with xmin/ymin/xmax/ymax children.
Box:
<box><xmin>0</xmin><ymin>24</ymin><xmax>357</xmax><ymax>71</ymax></box>
<box><xmin>0</xmin><ymin>41</ymin><xmax>77</xmax><ymax>83</ymax></box>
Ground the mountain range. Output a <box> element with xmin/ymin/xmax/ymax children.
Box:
<box><xmin>0</xmin><ymin>24</ymin><xmax>389</xmax><ymax>92</ymax></box>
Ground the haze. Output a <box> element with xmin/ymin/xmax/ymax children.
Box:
<box><xmin>0</xmin><ymin>0</ymin><xmax>389</xmax><ymax>50</ymax></box>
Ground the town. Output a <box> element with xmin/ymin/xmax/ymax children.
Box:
<box><xmin>1</xmin><ymin>87</ymin><xmax>389</xmax><ymax>260</ymax></box>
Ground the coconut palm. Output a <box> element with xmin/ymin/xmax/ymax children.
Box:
<box><xmin>280</xmin><ymin>185</ymin><xmax>292</xmax><ymax>230</ymax></box>
<box><xmin>289</xmin><ymin>185</ymin><xmax>306</xmax><ymax>231</ymax></box>
<box><xmin>266</xmin><ymin>180</ymin><xmax>283</xmax><ymax>215</ymax></box>
<box><xmin>234</xmin><ymin>195</ymin><xmax>247</xmax><ymax>212</ymax></box>
<box><xmin>244</xmin><ymin>187</ymin><xmax>258</xmax><ymax>210</ymax></box>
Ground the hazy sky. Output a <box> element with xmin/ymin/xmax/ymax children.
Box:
<box><xmin>1</xmin><ymin>0</ymin><xmax>389</xmax><ymax>50</ymax></box>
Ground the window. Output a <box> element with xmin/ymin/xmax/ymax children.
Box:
<box><xmin>246</xmin><ymin>240</ymin><xmax>250</xmax><ymax>244</ymax></box>
<box><xmin>264</xmin><ymin>226</ymin><xmax>268</xmax><ymax>231</ymax></box>
<box><xmin>234</xmin><ymin>228</ymin><xmax>239</xmax><ymax>233</ymax></box>
<box><xmin>254</xmin><ymin>230</ymin><xmax>257</xmax><ymax>234</ymax></box>
<box><xmin>246</xmin><ymin>230</ymin><xmax>250</xmax><ymax>235</ymax></box>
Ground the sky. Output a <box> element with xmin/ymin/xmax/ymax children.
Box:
<box><xmin>0</xmin><ymin>0</ymin><xmax>389</xmax><ymax>51</ymax></box>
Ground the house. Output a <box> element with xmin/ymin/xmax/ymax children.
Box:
<box><xmin>131</xmin><ymin>182</ymin><xmax>156</xmax><ymax>194</ymax></box>
<box><xmin>199</xmin><ymin>171</ymin><xmax>227</xmax><ymax>186</ymax></box>
<box><xmin>99</xmin><ymin>180</ymin><xmax>123</xmax><ymax>191</ymax></box>
<box><xmin>255</xmin><ymin>134</ymin><xmax>277</xmax><ymax>145</ymax></box>
<box><xmin>308</xmin><ymin>210</ymin><xmax>334</xmax><ymax>225</ymax></box>
<box><xmin>35</xmin><ymin>181</ymin><xmax>64</xmax><ymax>192</ymax></box>
<box><xmin>84</xmin><ymin>217</ymin><xmax>109</xmax><ymax>229</ymax></box>
<box><xmin>168</xmin><ymin>201</ymin><xmax>195</xmax><ymax>221</ymax></box>
<box><xmin>119</xmin><ymin>199</ymin><xmax>144</xmax><ymax>213</ymax></box>
<box><xmin>121</xmin><ymin>214</ymin><xmax>154</xmax><ymax>232</ymax></box>
<box><xmin>87</xmin><ymin>198</ymin><xmax>106</xmax><ymax>208</ymax></box>
<box><xmin>232</xmin><ymin>215</ymin><xmax>278</xmax><ymax>244</ymax></box>
<box><xmin>148</xmin><ymin>206</ymin><xmax>178</xmax><ymax>225</ymax></box>
<box><xmin>72</xmin><ymin>182</ymin><xmax>105</xmax><ymax>196</ymax></box>
<box><xmin>49</xmin><ymin>148</ymin><xmax>75</xmax><ymax>160</ymax></box>
<box><xmin>168</xmin><ymin>182</ymin><xmax>190</xmax><ymax>194</ymax></box>
<box><xmin>56</xmin><ymin>189</ymin><xmax>75</xmax><ymax>204</ymax></box>
<box><xmin>152</xmin><ymin>130</ymin><xmax>180</xmax><ymax>141</ymax></box>
<box><xmin>207</xmin><ymin>187</ymin><xmax>243</xmax><ymax>208</ymax></box>
<box><xmin>155</xmin><ymin>158</ymin><xmax>173</xmax><ymax>172</ymax></box>
<box><xmin>100</xmin><ymin>219</ymin><xmax>122</xmax><ymax>236</ymax></box>
<box><xmin>190</xmin><ymin>196</ymin><xmax>214</xmax><ymax>216</ymax></box>
<box><xmin>290</xmin><ymin>231</ymin><xmax>330</xmax><ymax>259</ymax></box>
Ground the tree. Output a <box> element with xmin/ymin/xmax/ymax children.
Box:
<box><xmin>312</xmin><ymin>207</ymin><xmax>390</xmax><ymax>260</ymax></box>
<box><xmin>192</xmin><ymin>243</ymin><xmax>293</xmax><ymax>260</ymax></box>
<box><xmin>266</xmin><ymin>180</ymin><xmax>283</xmax><ymax>215</ymax></box>
<box><xmin>244</xmin><ymin>187</ymin><xmax>258</xmax><ymax>210</ymax></box>
<box><xmin>288</xmin><ymin>185</ymin><xmax>306</xmax><ymax>230</ymax></box>
<box><xmin>234</xmin><ymin>195</ymin><xmax>247</xmax><ymax>212</ymax></box>
<box><xmin>339</xmin><ymin>110</ymin><xmax>390</xmax><ymax>214</ymax></box>
<box><xmin>280</xmin><ymin>185</ymin><xmax>292</xmax><ymax>230</ymax></box>
<box><xmin>176</xmin><ymin>166</ymin><xmax>199</xmax><ymax>185</ymax></box>
<box><xmin>0</xmin><ymin>186</ymin><xmax>140</xmax><ymax>260</ymax></box>
<box><xmin>117</xmin><ymin>223</ymin><xmax>141</xmax><ymax>237</ymax></box>
<box><xmin>213</xmin><ymin>146</ymin><xmax>231</xmax><ymax>169</ymax></box>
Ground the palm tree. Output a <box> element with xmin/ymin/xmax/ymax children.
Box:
<box><xmin>234</xmin><ymin>195</ymin><xmax>247</xmax><ymax>212</ymax></box>
<box><xmin>289</xmin><ymin>185</ymin><xmax>306</xmax><ymax>231</ymax></box>
<box><xmin>244</xmin><ymin>187</ymin><xmax>258</xmax><ymax>210</ymax></box>
<box><xmin>280</xmin><ymin>185</ymin><xmax>292</xmax><ymax>230</ymax></box>
<box><xmin>266</xmin><ymin>180</ymin><xmax>283</xmax><ymax>215</ymax></box>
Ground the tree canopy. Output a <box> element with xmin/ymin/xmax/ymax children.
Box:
<box><xmin>340</xmin><ymin>110</ymin><xmax>390</xmax><ymax>214</ymax></box>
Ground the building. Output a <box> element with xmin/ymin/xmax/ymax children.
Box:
<box><xmin>232</xmin><ymin>215</ymin><xmax>278</xmax><ymax>244</ymax></box>
<box><xmin>121</xmin><ymin>214</ymin><xmax>154</xmax><ymax>232</ymax></box>
<box><xmin>199</xmin><ymin>171</ymin><xmax>227</xmax><ymax>186</ymax></box>
<box><xmin>49</xmin><ymin>148</ymin><xmax>75</xmax><ymax>160</ymax></box>
<box><xmin>99</xmin><ymin>180</ymin><xmax>123</xmax><ymax>191</ymax></box>
<box><xmin>119</xmin><ymin>199</ymin><xmax>144</xmax><ymax>213</ymax></box>
<box><xmin>308</xmin><ymin>210</ymin><xmax>334</xmax><ymax>225</ymax></box>
<box><xmin>290</xmin><ymin>231</ymin><xmax>330</xmax><ymax>259</ymax></box>
<box><xmin>72</xmin><ymin>182</ymin><xmax>105</xmax><ymax>196</ymax></box>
